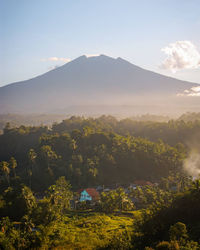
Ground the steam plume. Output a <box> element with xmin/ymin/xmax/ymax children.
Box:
<box><xmin>184</xmin><ymin>151</ymin><xmax>200</xmax><ymax>177</ymax></box>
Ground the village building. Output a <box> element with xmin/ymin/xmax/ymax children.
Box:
<box><xmin>78</xmin><ymin>188</ymin><xmax>100</xmax><ymax>202</ymax></box>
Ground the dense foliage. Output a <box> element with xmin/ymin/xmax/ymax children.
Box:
<box><xmin>0</xmin><ymin>114</ymin><xmax>200</xmax><ymax>249</ymax></box>
<box><xmin>132</xmin><ymin>180</ymin><xmax>200</xmax><ymax>249</ymax></box>
<box><xmin>0</xmin><ymin>115</ymin><xmax>193</xmax><ymax>191</ymax></box>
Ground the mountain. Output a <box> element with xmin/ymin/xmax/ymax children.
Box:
<box><xmin>0</xmin><ymin>55</ymin><xmax>199</xmax><ymax>114</ymax></box>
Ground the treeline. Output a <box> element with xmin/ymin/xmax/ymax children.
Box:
<box><xmin>0</xmin><ymin>113</ymin><xmax>67</xmax><ymax>132</ymax></box>
<box><xmin>1</xmin><ymin>113</ymin><xmax>200</xmax><ymax>148</ymax></box>
<box><xmin>52</xmin><ymin>115</ymin><xmax>200</xmax><ymax>146</ymax></box>
<box><xmin>0</xmin><ymin>117</ymin><xmax>188</xmax><ymax>191</ymax></box>
<box><xmin>178</xmin><ymin>112</ymin><xmax>200</xmax><ymax>122</ymax></box>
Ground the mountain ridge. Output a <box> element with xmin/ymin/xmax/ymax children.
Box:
<box><xmin>0</xmin><ymin>55</ymin><xmax>199</xmax><ymax>114</ymax></box>
<box><xmin>1</xmin><ymin>55</ymin><xmax>198</xmax><ymax>89</ymax></box>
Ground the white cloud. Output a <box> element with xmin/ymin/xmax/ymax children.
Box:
<box><xmin>161</xmin><ymin>41</ymin><xmax>200</xmax><ymax>72</ymax></box>
<box><xmin>177</xmin><ymin>85</ymin><xmax>200</xmax><ymax>97</ymax></box>
<box><xmin>41</xmin><ymin>57</ymin><xmax>71</xmax><ymax>62</ymax></box>
<box><xmin>48</xmin><ymin>65</ymin><xmax>60</xmax><ymax>70</ymax></box>
<box><xmin>85</xmin><ymin>54</ymin><xmax>100</xmax><ymax>58</ymax></box>
<box><xmin>188</xmin><ymin>86</ymin><xmax>200</xmax><ymax>96</ymax></box>
<box><xmin>191</xmin><ymin>86</ymin><xmax>200</xmax><ymax>92</ymax></box>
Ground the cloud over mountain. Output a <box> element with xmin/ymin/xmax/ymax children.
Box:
<box><xmin>161</xmin><ymin>41</ymin><xmax>200</xmax><ymax>72</ymax></box>
<box><xmin>178</xmin><ymin>86</ymin><xmax>200</xmax><ymax>97</ymax></box>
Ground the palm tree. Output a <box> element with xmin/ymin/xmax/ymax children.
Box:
<box><xmin>9</xmin><ymin>157</ymin><xmax>17</xmax><ymax>179</ymax></box>
<box><xmin>28</xmin><ymin>149</ymin><xmax>37</xmax><ymax>188</ymax></box>
<box><xmin>0</xmin><ymin>161</ymin><xmax>10</xmax><ymax>186</ymax></box>
<box><xmin>40</xmin><ymin>145</ymin><xmax>57</xmax><ymax>170</ymax></box>
<box><xmin>28</xmin><ymin>149</ymin><xmax>37</xmax><ymax>164</ymax></box>
<box><xmin>28</xmin><ymin>149</ymin><xmax>37</xmax><ymax>172</ymax></box>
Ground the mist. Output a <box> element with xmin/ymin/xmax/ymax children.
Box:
<box><xmin>184</xmin><ymin>151</ymin><xmax>200</xmax><ymax>177</ymax></box>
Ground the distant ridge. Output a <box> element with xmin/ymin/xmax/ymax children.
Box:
<box><xmin>0</xmin><ymin>55</ymin><xmax>199</xmax><ymax>114</ymax></box>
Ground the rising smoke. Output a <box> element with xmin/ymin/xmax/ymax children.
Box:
<box><xmin>184</xmin><ymin>151</ymin><xmax>200</xmax><ymax>178</ymax></box>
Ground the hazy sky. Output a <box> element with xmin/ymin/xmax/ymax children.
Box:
<box><xmin>1</xmin><ymin>0</ymin><xmax>200</xmax><ymax>87</ymax></box>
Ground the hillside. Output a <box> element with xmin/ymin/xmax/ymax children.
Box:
<box><xmin>0</xmin><ymin>55</ymin><xmax>199</xmax><ymax>114</ymax></box>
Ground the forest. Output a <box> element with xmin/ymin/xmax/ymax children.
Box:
<box><xmin>0</xmin><ymin>112</ymin><xmax>200</xmax><ymax>249</ymax></box>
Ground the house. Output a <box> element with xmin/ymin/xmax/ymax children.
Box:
<box><xmin>129</xmin><ymin>184</ymin><xmax>137</xmax><ymax>190</ymax></box>
<box><xmin>96</xmin><ymin>185</ymin><xmax>104</xmax><ymax>192</ymax></box>
<box><xmin>103</xmin><ymin>188</ymin><xmax>110</xmax><ymax>192</ymax></box>
<box><xmin>78</xmin><ymin>188</ymin><xmax>100</xmax><ymax>202</ymax></box>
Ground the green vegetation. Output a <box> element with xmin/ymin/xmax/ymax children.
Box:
<box><xmin>0</xmin><ymin>114</ymin><xmax>200</xmax><ymax>249</ymax></box>
<box><xmin>0</xmin><ymin>176</ymin><xmax>136</xmax><ymax>249</ymax></box>
<box><xmin>0</xmin><ymin>115</ymin><xmax>192</xmax><ymax>191</ymax></box>
<box><xmin>0</xmin><ymin>212</ymin><xmax>134</xmax><ymax>249</ymax></box>
<box><xmin>132</xmin><ymin>181</ymin><xmax>200</xmax><ymax>249</ymax></box>
<box><xmin>100</xmin><ymin>188</ymin><xmax>134</xmax><ymax>212</ymax></box>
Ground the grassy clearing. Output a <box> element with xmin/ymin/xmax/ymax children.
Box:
<box><xmin>43</xmin><ymin>211</ymin><xmax>138</xmax><ymax>249</ymax></box>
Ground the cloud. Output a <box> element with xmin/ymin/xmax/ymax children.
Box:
<box><xmin>41</xmin><ymin>57</ymin><xmax>71</xmax><ymax>62</ymax></box>
<box><xmin>177</xmin><ymin>85</ymin><xmax>200</xmax><ymax>97</ymax></box>
<box><xmin>188</xmin><ymin>86</ymin><xmax>200</xmax><ymax>96</ymax></box>
<box><xmin>48</xmin><ymin>65</ymin><xmax>60</xmax><ymax>70</ymax></box>
<box><xmin>161</xmin><ymin>41</ymin><xmax>200</xmax><ymax>72</ymax></box>
<box><xmin>85</xmin><ymin>54</ymin><xmax>100</xmax><ymax>58</ymax></box>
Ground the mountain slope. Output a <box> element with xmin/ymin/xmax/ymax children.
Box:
<box><xmin>0</xmin><ymin>55</ymin><xmax>199</xmax><ymax>114</ymax></box>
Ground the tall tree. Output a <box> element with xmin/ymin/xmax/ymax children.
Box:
<box><xmin>0</xmin><ymin>161</ymin><xmax>10</xmax><ymax>186</ymax></box>
<box><xmin>46</xmin><ymin>176</ymin><xmax>72</xmax><ymax>214</ymax></box>
<box><xmin>9</xmin><ymin>157</ymin><xmax>17</xmax><ymax>179</ymax></box>
<box><xmin>40</xmin><ymin>145</ymin><xmax>58</xmax><ymax>170</ymax></box>
<box><xmin>28</xmin><ymin>149</ymin><xmax>37</xmax><ymax>188</ymax></box>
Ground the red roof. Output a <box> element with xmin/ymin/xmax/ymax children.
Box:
<box><xmin>78</xmin><ymin>188</ymin><xmax>100</xmax><ymax>200</ymax></box>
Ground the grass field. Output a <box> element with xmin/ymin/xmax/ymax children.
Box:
<box><xmin>38</xmin><ymin>211</ymin><xmax>140</xmax><ymax>249</ymax></box>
